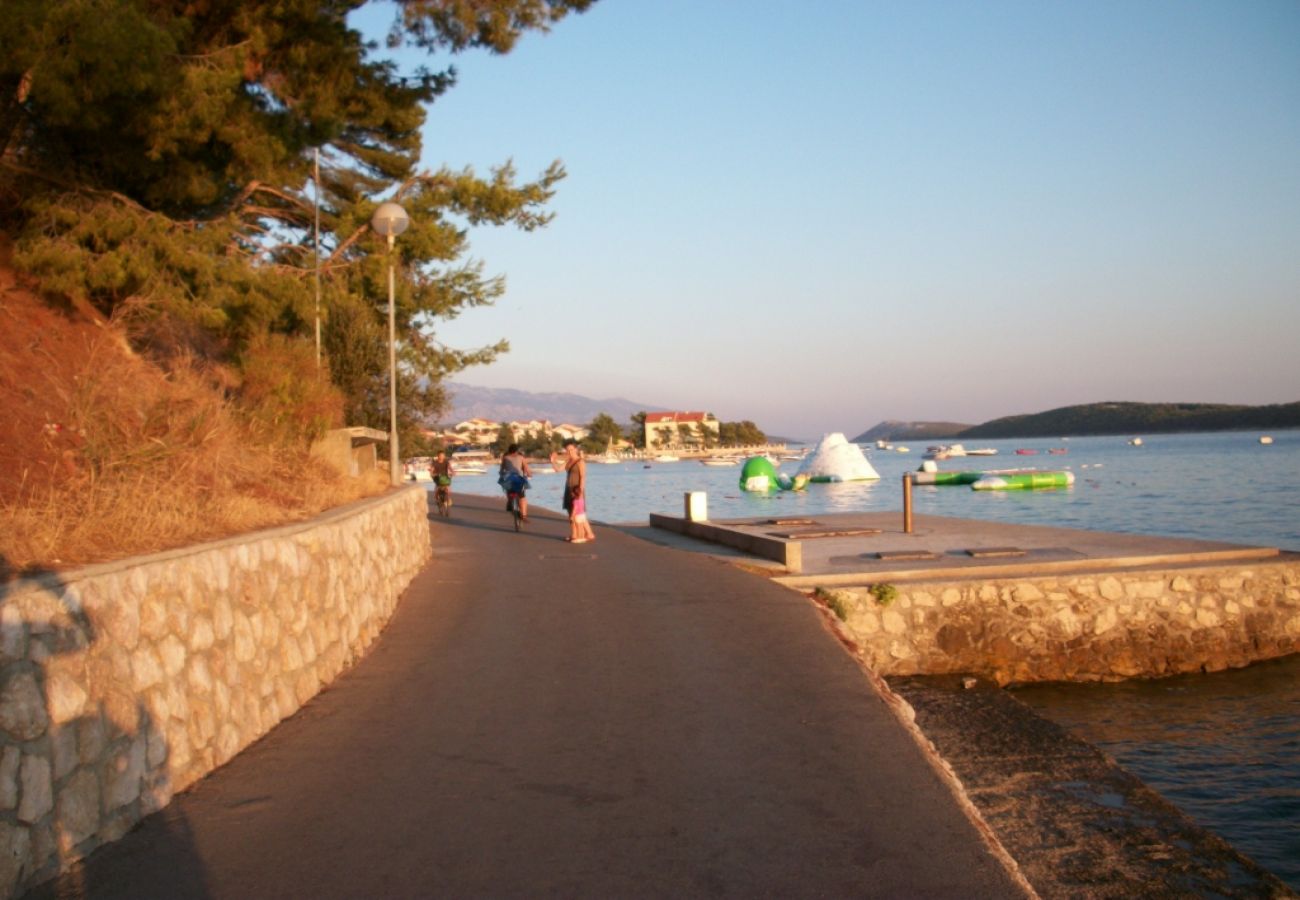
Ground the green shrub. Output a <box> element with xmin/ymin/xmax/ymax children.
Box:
<box><xmin>814</xmin><ymin>587</ymin><xmax>852</xmax><ymax>621</ymax></box>
<box><xmin>869</xmin><ymin>583</ymin><xmax>899</xmax><ymax>607</ymax></box>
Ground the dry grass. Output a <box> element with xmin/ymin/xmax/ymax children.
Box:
<box><xmin>0</xmin><ymin>250</ymin><xmax>387</xmax><ymax>577</ymax></box>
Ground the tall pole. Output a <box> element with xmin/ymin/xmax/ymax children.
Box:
<box><xmin>370</xmin><ymin>201</ymin><xmax>409</xmax><ymax>487</ymax></box>
<box><xmin>387</xmin><ymin>234</ymin><xmax>400</xmax><ymax>485</ymax></box>
<box><xmin>314</xmin><ymin>148</ymin><xmax>322</xmax><ymax>370</ymax></box>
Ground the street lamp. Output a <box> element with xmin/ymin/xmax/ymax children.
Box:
<box><xmin>371</xmin><ymin>201</ymin><xmax>410</xmax><ymax>486</ymax></box>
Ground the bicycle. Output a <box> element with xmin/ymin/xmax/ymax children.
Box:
<box><xmin>434</xmin><ymin>476</ymin><xmax>452</xmax><ymax>517</ymax></box>
<box><xmin>506</xmin><ymin>490</ymin><xmax>524</xmax><ymax>531</ymax></box>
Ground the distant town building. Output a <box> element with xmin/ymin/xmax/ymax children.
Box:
<box><xmin>553</xmin><ymin>423</ymin><xmax>590</xmax><ymax>442</ymax></box>
<box><xmin>453</xmin><ymin>418</ymin><xmax>500</xmax><ymax>445</ymax></box>
<box><xmin>644</xmin><ymin>411</ymin><xmax>719</xmax><ymax>450</ymax></box>
<box><xmin>508</xmin><ymin>419</ymin><xmax>553</xmax><ymax>437</ymax></box>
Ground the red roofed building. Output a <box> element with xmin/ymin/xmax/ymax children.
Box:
<box><xmin>644</xmin><ymin>411</ymin><xmax>719</xmax><ymax>450</ymax></box>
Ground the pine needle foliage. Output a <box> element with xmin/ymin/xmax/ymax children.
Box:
<box><xmin>1</xmin><ymin>0</ymin><xmax>594</xmax><ymax>442</ymax></box>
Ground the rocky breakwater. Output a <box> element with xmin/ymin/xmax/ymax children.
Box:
<box><xmin>0</xmin><ymin>486</ymin><xmax>430</xmax><ymax>897</ymax></box>
<box><xmin>815</xmin><ymin>558</ymin><xmax>1300</xmax><ymax>685</ymax></box>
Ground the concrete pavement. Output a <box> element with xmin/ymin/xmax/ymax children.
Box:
<box><xmin>36</xmin><ymin>494</ymin><xmax>1025</xmax><ymax>898</ymax></box>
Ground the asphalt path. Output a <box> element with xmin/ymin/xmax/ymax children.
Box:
<box><xmin>39</xmin><ymin>493</ymin><xmax>1024</xmax><ymax>898</ymax></box>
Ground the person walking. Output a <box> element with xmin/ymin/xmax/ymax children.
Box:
<box><xmin>550</xmin><ymin>439</ymin><xmax>595</xmax><ymax>543</ymax></box>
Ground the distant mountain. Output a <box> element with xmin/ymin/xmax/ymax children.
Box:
<box><xmin>443</xmin><ymin>383</ymin><xmax>664</xmax><ymax>426</ymax></box>
<box><xmin>852</xmin><ymin>420</ymin><xmax>973</xmax><ymax>443</ymax></box>
<box><xmin>961</xmin><ymin>401</ymin><xmax>1300</xmax><ymax>438</ymax></box>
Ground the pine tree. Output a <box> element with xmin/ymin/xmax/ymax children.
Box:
<box><xmin>2</xmin><ymin>0</ymin><xmax>595</xmax><ymax>444</ymax></box>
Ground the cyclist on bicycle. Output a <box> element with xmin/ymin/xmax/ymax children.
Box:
<box><xmin>430</xmin><ymin>449</ymin><xmax>454</xmax><ymax>508</ymax></box>
<box><xmin>498</xmin><ymin>443</ymin><xmax>532</xmax><ymax>521</ymax></box>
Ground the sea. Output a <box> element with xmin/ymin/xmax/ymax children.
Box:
<box><xmin>454</xmin><ymin>430</ymin><xmax>1299</xmax><ymax>886</ymax></box>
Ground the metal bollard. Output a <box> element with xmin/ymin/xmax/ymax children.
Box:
<box><xmin>902</xmin><ymin>472</ymin><xmax>913</xmax><ymax>534</ymax></box>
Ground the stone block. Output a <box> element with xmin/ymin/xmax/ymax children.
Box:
<box><xmin>1</xmin><ymin>603</ymin><xmax>26</xmax><ymax>663</ymax></box>
<box><xmin>0</xmin><ymin>671</ymin><xmax>48</xmax><ymax>742</ymax></box>
<box><xmin>1094</xmin><ymin>607</ymin><xmax>1118</xmax><ymax>636</ymax></box>
<box><xmin>130</xmin><ymin>646</ymin><xmax>164</xmax><ymax>692</ymax></box>
<box><xmin>188</xmin><ymin>616</ymin><xmax>215</xmax><ymax>653</ymax></box>
<box><xmin>882</xmin><ymin>610</ymin><xmax>907</xmax><ymax>635</ymax></box>
<box><xmin>102</xmin><ymin>736</ymin><xmax>146</xmax><ymax>810</ymax></box>
<box><xmin>940</xmin><ymin>588</ymin><xmax>962</xmax><ymax>607</ymax></box>
<box><xmin>0</xmin><ymin>821</ymin><xmax>32</xmax><ymax>899</ymax></box>
<box><xmin>56</xmin><ymin>769</ymin><xmax>101</xmax><ymax>851</ymax></box>
<box><xmin>1014</xmin><ymin>583</ymin><xmax>1043</xmax><ymax>602</ymax></box>
<box><xmin>0</xmin><ymin>747</ymin><xmax>20</xmax><ymax>809</ymax></box>
<box><xmin>1170</xmin><ymin>575</ymin><xmax>1194</xmax><ymax>592</ymax></box>
<box><xmin>45</xmin><ymin>666</ymin><xmax>89</xmax><ymax>726</ymax></box>
<box><xmin>212</xmin><ymin>598</ymin><xmax>234</xmax><ymax>641</ymax></box>
<box><xmin>139</xmin><ymin>595</ymin><xmax>169</xmax><ymax>643</ymax></box>
<box><xmin>158</xmin><ymin>635</ymin><xmax>187</xmax><ymax>678</ymax></box>
<box><xmin>17</xmin><ymin>755</ymin><xmax>52</xmax><ymax>823</ymax></box>
<box><xmin>98</xmin><ymin>590</ymin><xmax>141</xmax><ymax>652</ymax></box>
<box><xmin>77</xmin><ymin>716</ymin><xmax>108</xmax><ymax>765</ymax></box>
<box><xmin>51</xmin><ymin>725</ymin><xmax>78</xmax><ymax>781</ymax></box>
<box><xmin>1099</xmin><ymin>577</ymin><xmax>1124</xmax><ymax>601</ymax></box>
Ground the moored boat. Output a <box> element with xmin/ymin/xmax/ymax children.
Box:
<box><xmin>966</xmin><ymin>448</ymin><xmax>998</xmax><ymax>456</ymax></box>
<box><xmin>1015</xmin><ymin>448</ymin><xmax>1038</xmax><ymax>456</ymax></box>
<box><xmin>924</xmin><ymin>444</ymin><xmax>967</xmax><ymax>460</ymax></box>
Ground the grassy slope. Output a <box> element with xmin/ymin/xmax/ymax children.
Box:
<box><xmin>0</xmin><ymin>238</ymin><xmax>385</xmax><ymax>577</ymax></box>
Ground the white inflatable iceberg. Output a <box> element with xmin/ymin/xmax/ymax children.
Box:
<box><xmin>796</xmin><ymin>433</ymin><xmax>881</xmax><ymax>483</ymax></box>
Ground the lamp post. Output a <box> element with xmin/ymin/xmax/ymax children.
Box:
<box><xmin>370</xmin><ymin>201</ymin><xmax>410</xmax><ymax>486</ymax></box>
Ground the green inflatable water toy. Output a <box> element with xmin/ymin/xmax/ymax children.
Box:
<box><xmin>971</xmin><ymin>471</ymin><xmax>1074</xmax><ymax>491</ymax></box>
<box><xmin>912</xmin><ymin>471</ymin><xmax>983</xmax><ymax>486</ymax></box>
<box><xmin>740</xmin><ymin>456</ymin><xmax>780</xmax><ymax>493</ymax></box>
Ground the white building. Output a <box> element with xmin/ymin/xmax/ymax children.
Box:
<box><xmin>644</xmin><ymin>412</ymin><xmax>719</xmax><ymax>450</ymax></box>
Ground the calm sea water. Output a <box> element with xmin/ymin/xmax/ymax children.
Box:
<box><xmin>463</xmin><ymin>430</ymin><xmax>1300</xmax><ymax>550</ymax></box>
<box><xmin>1014</xmin><ymin>656</ymin><xmax>1300</xmax><ymax>890</ymax></box>
<box><xmin>453</xmin><ymin>429</ymin><xmax>1300</xmax><ymax>885</ymax></box>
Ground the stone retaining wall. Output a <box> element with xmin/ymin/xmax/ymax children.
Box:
<box><xmin>0</xmin><ymin>486</ymin><xmax>431</xmax><ymax>897</ymax></box>
<box><xmin>814</xmin><ymin>558</ymin><xmax>1300</xmax><ymax>685</ymax></box>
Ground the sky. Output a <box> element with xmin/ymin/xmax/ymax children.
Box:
<box><xmin>359</xmin><ymin>1</ymin><xmax>1300</xmax><ymax>438</ymax></box>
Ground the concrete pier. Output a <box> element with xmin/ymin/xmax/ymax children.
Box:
<box><xmin>648</xmin><ymin>511</ymin><xmax>1300</xmax><ymax>684</ymax></box>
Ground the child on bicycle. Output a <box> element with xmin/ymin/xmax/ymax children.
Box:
<box><xmin>498</xmin><ymin>444</ymin><xmax>532</xmax><ymax>521</ymax></box>
<box><xmin>430</xmin><ymin>449</ymin><xmax>454</xmax><ymax>508</ymax></box>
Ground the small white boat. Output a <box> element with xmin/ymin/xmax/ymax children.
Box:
<box><xmin>700</xmin><ymin>457</ymin><xmax>738</xmax><ymax>467</ymax></box>
<box><xmin>894</xmin><ymin>446</ymin><xmax>910</xmax><ymax>453</ymax></box>
<box><xmin>966</xmin><ymin>448</ymin><xmax>998</xmax><ymax>456</ymax></box>
<box><xmin>455</xmin><ymin>463</ymin><xmax>487</xmax><ymax>475</ymax></box>
<box><xmin>1129</xmin><ymin>437</ymin><xmax>1144</xmax><ymax>446</ymax></box>
<box><xmin>654</xmin><ymin>454</ymin><xmax>680</xmax><ymax>462</ymax></box>
<box><xmin>924</xmin><ymin>444</ymin><xmax>967</xmax><ymax>461</ymax></box>
<box><xmin>1259</xmin><ymin>435</ymin><xmax>1274</xmax><ymax>445</ymax></box>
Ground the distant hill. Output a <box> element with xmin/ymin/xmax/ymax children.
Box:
<box><xmin>852</xmin><ymin>420</ymin><xmax>973</xmax><ymax>443</ymax></box>
<box><xmin>443</xmin><ymin>383</ymin><xmax>664</xmax><ymax>426</ymax></box>
<box><xmin>960</xmin><ymin>401</ymin><xmax>1300</xmax><ymax>439</ymax></box>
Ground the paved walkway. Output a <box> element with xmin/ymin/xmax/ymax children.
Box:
<box><xmin>40</xmin><ymin>494</ymin><xmax>1024</xmax><ymax>898</ymax></box>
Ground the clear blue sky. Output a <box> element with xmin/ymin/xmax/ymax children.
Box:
<box><xmin>362</xmin><ymin>0</ymin><xmax>1300</xmax><ymax>438</ymax></box>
